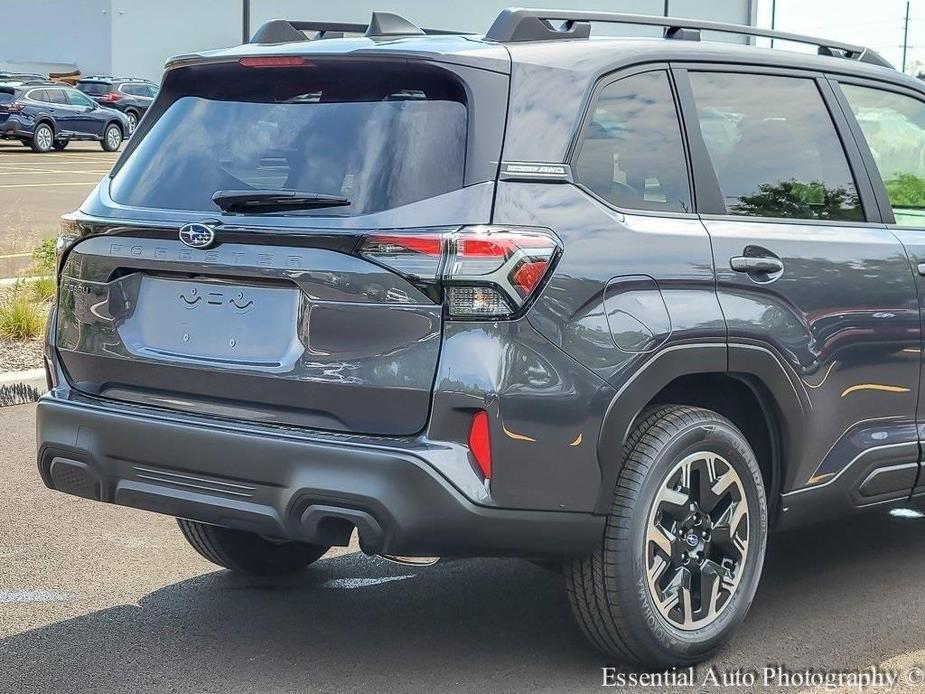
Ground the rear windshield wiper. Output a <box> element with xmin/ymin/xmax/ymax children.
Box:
<box><xmin>212</xmin><ymin>189</ymin><xmax>351</xmax><ymax>214</ymax></box>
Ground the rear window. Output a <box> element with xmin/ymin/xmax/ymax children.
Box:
<box><xmin>109</xmin><ymin>61</ymin><xmax>468</xmax><ymax>216</ymax></box>
<box><xmin>0</xmin><ymin>91</ymin><xmax>13</xmax><ymax>105</ymax></box>
<box><xmin>77</xmin><ymin>81</ymin><xmax>110</xmax><ymax>95</ymax></box>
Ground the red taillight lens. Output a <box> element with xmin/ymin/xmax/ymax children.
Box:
<box><xmin>468</xmin><ymin>410</ymin><xmax>492</xmax><ymax>479</ymax></box>
<box><xmin>358</xmin><ymin>226</ymin><xmax>560</xmax><ymax>319</ymax></box>
<box><xmin>99</xmin><ymin>92</ymin><xmax>121</xmax><ymax>103</ymax></box>
<box><xmin>239</xmin><ymin>56</ymin><xmax>309</xmax><ymax>68</ymax></box>
<box><xmin>6</xmin><ymin>101</ymin><xmax>25</xmax><ymax>113</ymax></box>
<box><xmin>360</xmin><ymin>232</ymin><xmax>445</xmax><ymax>281</ymax></box>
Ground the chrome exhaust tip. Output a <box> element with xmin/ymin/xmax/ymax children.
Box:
<box><xmin>378</xmin><ymin>554</ymin><xmax>440</xmax><ymax>567</ymax></box>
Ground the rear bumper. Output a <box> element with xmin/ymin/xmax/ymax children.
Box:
<box><xmin>0</xmin><ymin>115</ymin><xmax>30</xmax><ymax>138</ymax></box>
<box><xmin>36</xmin><ymin>394</ymin><xmax>604</xmax><ymax>558</ymax></box>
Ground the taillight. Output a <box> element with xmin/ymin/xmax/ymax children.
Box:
<box><xmin>468</xmin><ymin>410</ymin><xmax>492</xmax><ymax>479</ymax></box>
<box><xmin>5</xmin><ymin>101</ymin><xmax>25</xmax><ymax>113</ymax></box>
<box><xmin>56</xmin><ymin>216</ymin><xmax>81</xmax><ymax>276</ymax></box>
<box><xmin>99</xmin><ymin>92</ymin><xmax>122</xmax><ymax>103</ymax></box>
<box><xmin>359</xmin><ymin>226</ymin><xmax>560</xmax><ymax>319</ymax></box>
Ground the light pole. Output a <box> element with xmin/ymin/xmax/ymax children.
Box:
<box><xmin>902</xmin><ymin>0</ymin><xmax>911</xmax><ymax>73</ymax></box>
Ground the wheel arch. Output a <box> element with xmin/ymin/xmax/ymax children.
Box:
<box><xmin>33</xmin><ymin>117</ymin><xmax>55</xmax><ymax>134</ymax></box>
<box><xmin>595</xmin><ymin>343</ymin><xmax>806</xmax><ymax>524</ymax></box>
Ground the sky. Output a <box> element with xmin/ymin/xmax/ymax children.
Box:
<box><xmin>756</xmin><ymin>0</ymin><xmax>925</xmax><ymax>73</ymax></box>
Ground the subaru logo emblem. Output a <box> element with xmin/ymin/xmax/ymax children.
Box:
<box><xmin>685</xmin><ymin>533</ymin><xmax>700</xmax><ymax>548</ymax></box>
<box><xmin>178</xmin><ymin>223</ymin><xmax>215</xmax><ymax>249</ymax></box>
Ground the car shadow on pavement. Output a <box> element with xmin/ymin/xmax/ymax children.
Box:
<box><xmin>2</xmin><ymin>507</ymin><xmax>925</xmax><ymax>693</ymax></box>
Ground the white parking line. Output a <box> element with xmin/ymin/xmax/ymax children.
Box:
<box><xmin>0</xmin><ymin>589</ymin><xmax>73</xmax><ymax>604</ymax></box>
<box><xmin>322</xmin><ymin>576</ymin><xmax>414</xmax><ymax>589</ymax></box>
<box><xmin>0</xmin><ymin>181</ymin><xmax>100</xmax><ymax>189</ymax></box>
<box><xmin>0</xmin><ymin>170</ymin><xmax>109</xmax><ymax>176</ymax></box>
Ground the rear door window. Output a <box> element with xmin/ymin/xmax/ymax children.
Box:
<box><xmin>27</xmin><ymin>89</ymin><xmax>49</xmax><ymax>103</ymax></box>
<box><xmin>688</xmin><ymin>72</ymin><xmax>863</xmax><ymax>221</ymax></box>
<box><xmin>572</xmin><ymin>70</ymin><xmax>692</xmax><ymax>213</ymax></box>
<box><xmin>45</xmin><ymin>89</ymin><xmax>67</xmax><ymax>105</ymax></box>
<box><xmin>110</xmin><ymin>62</ymin><xmax>468</xmax><ymax>216</ymax></box>
<box><xmin>840</xmin><ymin>83</ymin><xmax>925</xmax><ymax>227</ymax></box>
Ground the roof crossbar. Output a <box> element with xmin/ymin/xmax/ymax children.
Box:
<box><xmin>250</xmin><ymin>12</ymin><xmax>459</xmax><ymax>44</ymax></box>
<box><xmin>484</xmin><ymin>8</ymin><xmax>894</xmax><ymax>69</ymax></box>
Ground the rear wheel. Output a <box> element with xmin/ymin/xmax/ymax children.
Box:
<box><xmin>101</xmin><ymin>123</ymin><xmax>122</xmax><ymax>151</ymax></box>
<box><xmin>30</xmin><ymin>123</ymin><xmax>53</xmax><ymax>153</ymax></box>
<box><xmin>566</xmin><ymin>405</ymin><xmax>767</xmax><ymax>667</ymax></box>
<box><xmin>177</xmin><ymin>519</ymin><xmax>329</xmax><ymax>576</ymax></box>
<box><xmin>125</xmin><ymin>110</ymin><xmax>138</xmax><ymax>132</ymax></box>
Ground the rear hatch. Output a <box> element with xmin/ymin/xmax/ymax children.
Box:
<box><xmin>0</xmin><ymin>87</ymin><xmax>19</xmax><ymax>127</ymax></box>
<box><xmin>55</xmin><ymin>52</ymin><xmax>510</xmax><ymax>436</ymax></box>
<box><xmin>76</xmin><ymin>80</ymin><xmax>110</xmax><ymax>103</ymax></box>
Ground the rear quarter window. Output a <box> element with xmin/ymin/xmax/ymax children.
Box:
<box><xmin>572</xmin><ymin>70</ymin><xmax>692</xmax><ymax>213</ymax></box>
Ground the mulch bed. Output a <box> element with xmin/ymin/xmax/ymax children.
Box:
<box><xmin>0</xmin><ymin>337</ymin><xmax>44</xmax><ymax>373</ymax></box>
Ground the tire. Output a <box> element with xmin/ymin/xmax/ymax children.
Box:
<box><xmin>177</xmin><ymin>519</ymin><xmax>329</xmax><ymax>576</ymax></box>
<box><xmin>566</xmin><ymin>405</ymin><xmax>768</xmax><ymax>668</ymax></box>
<box><xmin>101</xmin><ymin>122</ymin><xmax>122</xmax><ymax>152</ymax></box>
<box><xmin>125</xmin><ymin>110</ymin><xmax>138</xmax><ymax>132</ymax></box>
<box><xmin>52</xmin><ymin>140</ymin><xmax>69</xmax><ymax>151</ymax></box>
<box><xmin>30</xmin><ymin>123</ymin><xmax>54</xmax><ymax>153</ymax></box>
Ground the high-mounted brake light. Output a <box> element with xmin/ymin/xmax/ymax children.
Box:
<box><xmin>238</xmin><ymin>56</ymin><xmax>309</xmax><ymax>68</ymax></box>
<box><xmin>468</xmin><ymin>410</ymin><xmax>492</xmax><ymax>479</ymax></box>
<box><xmin>359</xmin><ymin>226</ymin><xmax>560</xmax><ymax>319</ymax></box>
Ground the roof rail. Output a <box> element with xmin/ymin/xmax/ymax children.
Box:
<box><xmin>485</xmin><ymin>8</ymin><xmax>894</xmax><ymax>69</ymax></box>
<box><xmin>249</xmin><ymin>11</ymin><xmax>459</xmax><ymax>44</ymax></box>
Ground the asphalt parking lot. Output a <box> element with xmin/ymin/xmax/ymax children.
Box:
<box><xmin>1</xmin><ymin>404</ymin><xmax>924</xmax><ymax>693</ymax></box>
<box><xmin>0</xmin><ymin>141</ymin><xmax>118</xmax><ymax>277</ymax></box>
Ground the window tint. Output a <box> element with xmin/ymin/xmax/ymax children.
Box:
<box><xmin>27</xmin><ymin>89</ymin><xmax>48</xmax><ymax>103</ymax></box>
<box><xmin>66</xmin><ymin>90</ymin><xmax>93</xmax><ymax>107</ymax></box>
<box><xmin>841</xmin><ymin>84</ymin><xmax>925</xmax><ymax>227</ymax></box>
<box><xmin>45</xmin><ymin>89</ymin><xmax>67</xmax><ymax>105</ymax></box>
<box><xmin>110</xmin><ymin>64</ymin><xmax>467</xmax><ymax>216</ymax></box>
<box><xmin>77</xmin><ymin>81</ymin><xmax>109</xmax><ymax>96</ymax></box>
<box><xmin>689</xmin><ymin>72</ymin><xmax>863</xmax><ymax>221</ymax></box>
<box><xmin>573</xmin><ymin>71</ymin><xmax>691</xmax><ymax>213</ymax></box>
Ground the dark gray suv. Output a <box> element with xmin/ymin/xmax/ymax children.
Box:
<box><xmin>36</xmin><ymin>8</ymin><xmax>925</xmax><ymax>667</ymax></box>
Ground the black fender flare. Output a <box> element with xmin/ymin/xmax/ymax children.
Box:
<box><xmin>594</xmin><ymin>342</ymin><xmax>807</xmax><ymax>514</ymax></box>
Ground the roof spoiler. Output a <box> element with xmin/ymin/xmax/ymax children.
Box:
<box><xmin>249</xmin><ymin>11</ymin><xmax>460</xmax><ymax>44</ymax></box>
<box><xmin>484</xmin><ymin>8</ymin><xmax>894</xmax><ymax>69</ymax></box>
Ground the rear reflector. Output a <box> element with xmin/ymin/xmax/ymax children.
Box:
<box><xmin>468</xmin><ymin>410</ymin><xmax>492</xmax><ymax>479</ymax></box>
<box><xmin>239</xmin><ymin>56</ymin><xmax>309</xmax><ymax>68</ymax></box>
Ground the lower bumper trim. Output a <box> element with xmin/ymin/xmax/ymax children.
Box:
<box><xmin>37</xmin><ymin>395</ymin><xmax>604</xmax><ymax>558</ymax></box>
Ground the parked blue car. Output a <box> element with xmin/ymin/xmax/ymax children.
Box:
<box><xmin>0</xmin><ymin>83</ymin><xmax>130</xmax><ymax>152</ymax></box>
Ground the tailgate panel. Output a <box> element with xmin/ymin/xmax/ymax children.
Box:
<box><xmin>56</xmin><ymin>235</ymin><xmax>442</xmax><ymax>435</ymax></box>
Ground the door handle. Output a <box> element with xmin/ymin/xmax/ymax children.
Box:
<box><xmin>730</xmin><ymin>256</ymin><xmax>783</xmax><ymax>274</ymax></box>
<box><xmin>917</xmin><ymin>262</ymin><xmax>925</xmax><ymax>277</ymax></box>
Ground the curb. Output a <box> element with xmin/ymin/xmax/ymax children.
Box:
<box><xmin>0</xmin><ymin>368</ymin><xmax>47</xmax><ymax>393</ymax></box>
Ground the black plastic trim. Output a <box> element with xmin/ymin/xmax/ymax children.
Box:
<box><xmin>36</xmin><ymin>394</ymin><xmax>603</xmax><ymax>558</ymax></box>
